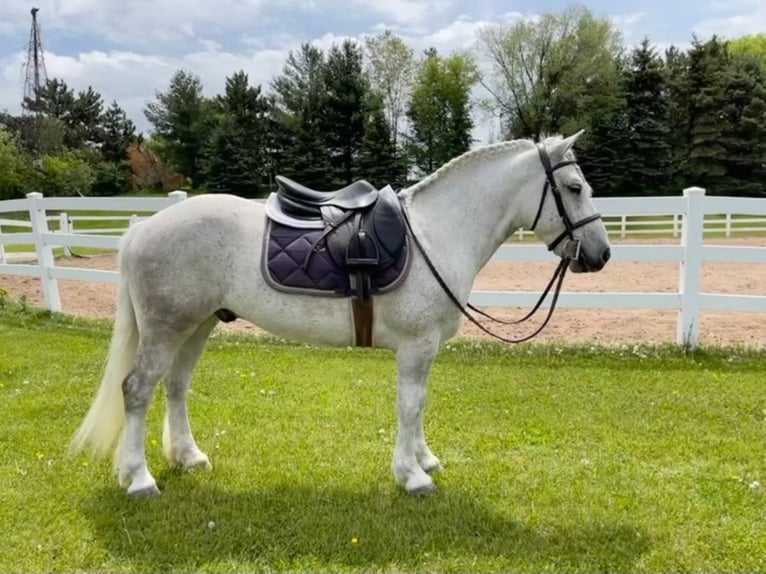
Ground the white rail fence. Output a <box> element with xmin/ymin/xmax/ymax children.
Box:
<box><xmin>1</xmin><ymin>188</ymin><xmax>765</xmax><ymax>348</ymax></box>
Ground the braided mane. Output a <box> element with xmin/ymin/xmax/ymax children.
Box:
<box><xmin>401</xmin><ymin>138</ymin><xmax>538</xmax><ymax>200</ymax></box>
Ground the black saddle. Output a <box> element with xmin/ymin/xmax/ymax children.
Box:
<box><xmin>275</xmin><ymin>175</ymin><xmax>379</xmax><ymax>218</ymax></box>
<box><xmin>272</xmin><ymin>174</ymin><xmax>409</xmax><ymax>346</ymax></box>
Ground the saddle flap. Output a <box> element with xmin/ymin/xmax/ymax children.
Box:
<box><xmin>369</xmin><ymin>186</ymin><xmax>406</xmax><ymax>257</ymax></box>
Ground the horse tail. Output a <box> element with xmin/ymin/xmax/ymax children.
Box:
<box><xmin>70</xmin><ymin>235</ymin><xmax>138</xmax><ymax>459</ymax></box>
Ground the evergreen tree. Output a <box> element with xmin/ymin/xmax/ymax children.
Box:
<box><xmin>144</xmin><ymin>69</ymin><xmax>216</xmax><ymax>187</ymax></box>
<box><xmin>664</xmin><ymin>45</ymin><xmax>691</xmax><ymax>192</ymax></box>
<box><xmin>203</xmin><ymin>71</ymin><xmax>272</xmax><ymax>196</ymax></box>
<box><xmin>271</xmin><ymin>43</ymin><xmax>334</xmax><ymax>189</ymax></box>
<box><xmin>621</xmin><ymin>38</ymin><xmax>673</xmax><ymax>195</ymax></box>
<box><xmin>685</xmin><ymin>37</ymin><xmax>729</xmax><ymax>192</ymax></box>
<box><xmin>719</xmin><ymin>54</ymin><xmax>766</xmax><ymax>196</ymax></box>
<box><xmin>359</xmin><ymin>93</ymin><xmax>406</xmax><ymax>188</ymax></box>
<box><xmin>321</xmin><ymin>40</ymin><xmax>369</xmax><ymax>186</ymax></box>
<box><xmin>99</xmin><ymin>101</ymin><xmax>137</xmax><ymax>163</ymax></box>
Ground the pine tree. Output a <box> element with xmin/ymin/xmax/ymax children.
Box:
<box><xmin>621</xmin><ymin>38</ymin><xmax>673</xmax><ymax>195</ymax></box>
<box><xmin>685</xmin><ymin>37</ymin><xmax>729</xmax><ymax>192</ymax></box>
<box><xmin>321</xmin><ymin>40</ymin><xmax>369</xmax><ymax>186</ymax></box>
<box><xmin>359</xmin><ymin>93</ymin><xmax>406</xmax><ymax>188</ymax></box>
<box><xmin>99</xmin><ymin>101</ymin><xmax>136</xmax><ymax>163</ymax></box>
<box><xmin>202</xmin><ymin>71</ymin><xmax>272</xmax><ymax>197</ymax></box>
<box><xmin>271</xmin><ymin>43</ymin><xmax>334</xmax><ymax>189</ymax></box>
<box><xmin>719</xmin><ymin>54</ymin><xmax>766</xmax><ymax>196</ymax></box>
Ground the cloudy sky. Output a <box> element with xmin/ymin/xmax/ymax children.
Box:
<box><xmin>0</xmin><ymin>0</ymin><xmax>763</xmax><ymax>142</ymax></box>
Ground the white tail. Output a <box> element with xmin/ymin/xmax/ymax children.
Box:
<box><xmin>70</xmin><ymin>258</ymin><xmax>138</xmax><ymax>459</ymax></box>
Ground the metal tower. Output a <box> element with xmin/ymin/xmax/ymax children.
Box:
<box><xmin>22</xmin><ymin>7</ymin><xmax>48</xmax><ymax>114</ymax></box>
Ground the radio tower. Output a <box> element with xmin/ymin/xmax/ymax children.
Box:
<box><xmin>22</xmin><ymin>7</ymin><xmax>48</xmax><ymax>114</ymax></box>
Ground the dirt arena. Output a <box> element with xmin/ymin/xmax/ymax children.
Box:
<box><xmin>2</xmin><ymin>236</ymin><xmax>764</xmax><ymax>347</ymax></box>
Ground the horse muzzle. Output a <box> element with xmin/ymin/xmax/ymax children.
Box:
<box><xmin>563</xmin><ymin>239</ymin><xmax>611</xmax><ymax>273</ymax></box>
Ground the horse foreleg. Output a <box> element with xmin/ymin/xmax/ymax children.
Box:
<box><xmin>162</xmin><ymin>316</ymin><xmax>218</xmax><ymax>471</ymax></box>
<box><xmin>392</xmin><ymin>338</ymin><xmax>440</xmax><ymax>496</ymax></box>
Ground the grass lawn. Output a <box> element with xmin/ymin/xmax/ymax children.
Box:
<box><xmin>0</xmin><ymin>302</ymin><xmax>765</xmax><ymax>572</ymax></box>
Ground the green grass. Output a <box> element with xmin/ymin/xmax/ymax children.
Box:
<box><xmin>0</xmin><ymin>300</ymin><xmax>765</xmax><ymax>572</ymax></box>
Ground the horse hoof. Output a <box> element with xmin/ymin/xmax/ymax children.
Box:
<box><xmin>407</xmin><ymin>482</ymin><xmax>438</xmax><ymax>497</ymax></box>
<box><xmin>184</xmin><ymin>457</ymin><xmax>212</xmax><ymax>472</ymax></box>
<box><xmin>421</xmin><ymin>460</ymin><xmax>442</xmax><ymax>474</ymax></box>
<box><xmin>127</xmin><ymin>482</ymin><xmax>161</xmax><ymax>498</ymax></box>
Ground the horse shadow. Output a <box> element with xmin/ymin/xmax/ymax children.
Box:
<box><xmin>79</xmin><ymin>470</ymin><xmax>651</xmax><ymax>572</ymax></box>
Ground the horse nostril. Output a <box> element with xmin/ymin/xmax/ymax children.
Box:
<box><xmin>601</xmin><ymin>247</ymin><xmax>611</xmax><ymax>264</ymax></box>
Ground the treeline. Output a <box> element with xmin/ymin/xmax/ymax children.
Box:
<box><xmin>1</xmin><ymin>5</ymin><xmax>765</xmax><ymax>200</ymax></box>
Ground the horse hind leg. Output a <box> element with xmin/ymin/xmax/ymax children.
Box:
<box><xmin>115</xmin><ymin>329</ymin><xmax>187</xmax><ymax>497</ymax></box>
<box><xmin>161</xmin><ymin>316</ymin><xmax>219</xmax><ymax>471</ymax></box>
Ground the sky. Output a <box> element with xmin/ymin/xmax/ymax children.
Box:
<box><xmin>0</xmin><ymin>0</ymin><xmax>764</xmax><ymax>143</ymax></box>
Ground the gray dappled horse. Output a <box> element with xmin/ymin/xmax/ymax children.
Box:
<box><xmin>71</xmin><ymin>131</ymin><xmax>611</xmax><ymax>497</ymax></box>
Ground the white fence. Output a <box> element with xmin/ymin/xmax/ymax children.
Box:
<box><xmin>1</xmin><ymin>188</ymin><xmax>765</xmax><ymax>348</ymax></box>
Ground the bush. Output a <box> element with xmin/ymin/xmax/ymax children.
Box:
<box><xmin>0</xmin><ymin>130</ymin><xmax>34</xmax><ymax>200</ymax></box>
<box><xmin>35</xmin><ymin>150</ymin><xmax>96</xmax><ymax>197</ymax></box>
<box><xmin>89</xmin><ymin>160</ymin><xmax>132</xmax><ymax>196</ymax></box>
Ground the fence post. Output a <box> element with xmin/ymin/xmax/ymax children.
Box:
<box><xmin>58</xmin><ymin>212</ymin><xmax>73</xmax><ymax>257</ymax></box>
<box><xmin>725</xmin><ymin>213</ymin><xmax>732</xmax><ymax>238</ymax></box>
<box><xmin>168</xmin><ymin>190</ymin><xmax>187</xmax><ymax>203</ymax></box>
<box><xmin>620</xmin><ymin>215</ymin><xmax>627</xmax><ymax>239</ymax></box>
<box><xmin>676</xmin><ymin>186</ymin><xmax>705</xmax><ymax>349</ymax></box>
<box><xmin>27</xmin><ymin>192</ymin><xmax>61</xmax><ymax>312</ymax></box>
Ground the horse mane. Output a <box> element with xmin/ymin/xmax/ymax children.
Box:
<box><xmin>401</xmin><ymin>137</ymin><xmax>542</xmax><ymax>200</ymax></box>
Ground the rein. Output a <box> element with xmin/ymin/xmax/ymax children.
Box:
<box><xmin>399</xmin><ymin>142</ymin><xmax>602</xmax><ymax>344</ymax></box>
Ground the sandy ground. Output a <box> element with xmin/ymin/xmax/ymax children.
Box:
<box><xmin>2</xmin><ymin>236</ymin><xmax>764</xmax><ymax>347</ymax></box>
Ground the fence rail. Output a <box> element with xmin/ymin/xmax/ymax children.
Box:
<box><xmin>1</xmin><ymin>188</ymin><xmax>764</xmax><ymax>348</ymax></box>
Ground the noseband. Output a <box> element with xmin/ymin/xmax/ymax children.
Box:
<box><xmin>400</xmin><ymin>142</ymin><xmax>602</xmax><ymax>344</ymax></box>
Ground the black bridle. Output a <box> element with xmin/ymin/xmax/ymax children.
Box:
<box><xmin>400</xmin><ymin>142</ymin><xmax>603</xmax><ymax>344</ymax></box>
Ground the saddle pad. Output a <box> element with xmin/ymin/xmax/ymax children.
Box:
<box><xmin>262</xmin><ymin>219</ymin><xmax>410</xmax><ymax>297</ymax></box>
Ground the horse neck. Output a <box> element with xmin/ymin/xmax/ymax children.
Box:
<box><xmin>404</xmin><ymin>153</ymin><xmax>528</xmax><ymax>282</ymax></box>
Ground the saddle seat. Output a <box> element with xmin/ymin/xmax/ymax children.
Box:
<box><xmin>275</xmin><ymin>175</ymin><xmax>379</xmax><ymax>218</ymax></box>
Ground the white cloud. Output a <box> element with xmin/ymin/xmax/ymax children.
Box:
<box><xmin>693</xmin><ymin>0</ymin><xmax>766</xmax><ymax>39</ymax></box>
<box><xmin>354</xmin><ymin>0</ymin><xmax>456</xmax><ymax>26</ymax></box>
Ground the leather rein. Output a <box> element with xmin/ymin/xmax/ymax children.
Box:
<box><xmin>400</xmin><ymin>142</ymin><xmax>602</xmax><ymax>344</ymax></box>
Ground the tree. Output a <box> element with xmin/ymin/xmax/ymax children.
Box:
<box><xmin>203</xmin><ymin>71</ymin><xmax>273</xmax><ymax>196</ymax></box>
<box><xmin>476</xmin><ymin>5</ymin><xmax>623</xmax><ymax>139</ymax></box>
<box><xmin>620</xmin><ymin>38</ymin><xmax>673</xmax><ymax>195</ymax></box>
<box><xmin>20</xmin><ymin>78</ymin><xmax>103</xmax><ymax>153</ymax></box>
<box><xmin>364</xmin><ymin>30</ymin><xmax>415</xmax><ymax>147</ymax></box>
<box><xmin>359</xmin><ymin>93</ymin><xmax>406</xmax><ymax>187</ymax></box>
<box><xmin>405</xmin><ymin>48</ymin><xmax>477</xmax><ymax>176</ymax></box>
<box><xmin>718</xmin><ymin>53</ymin><xmax>766</xmax><ymax>196</ymax></box>
<box><xmin>144</xmin><ymin>69</ymin><xmax>215</xmax><ymax>187</ymax></box>
<box><xmin>728</xmin><ymin>33</ymin><xmax>766</xmax><ymax>70</ymax></box>
<box><xmin>127</xmin><ymin>140</ymin><xmax>183</xmax><ymax>191</ymax></box>
<box><xmin>99</xmin><ymin>101</ymin><xmax>136</xmax><ymax>164</ymax></box>
<box><xmin>35</xmin><ymin>149</ymin><xmax>96</xmax><ymax>197</ymax></box>
<box><xmin>321</xmin><ymin>39</ymin><xmax>369</xmax><ymax>185</ymax></box>
<box><xmin>685</xmin><ymin>37</ymin><xmax>730</xmax><ymax>192</ymax></box>
<box><xmin>271</xmin><ymin>43</ymin><xmax>333</xmax><ymax>188</ymax></box>
<box><xmin>0</xmin><ymin>130</ymin><xmax>34</xmax><ymax>200</ymax></box>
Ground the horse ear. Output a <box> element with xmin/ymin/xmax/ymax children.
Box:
<box><xmin>554</xmin><ymin>129</ymin><xmax>585</xmax><ymax>156</ymax></box>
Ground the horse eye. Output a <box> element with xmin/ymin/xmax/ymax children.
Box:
<box><xmin>568</xmin><ymin>183</ymin><xmax>582</xmax><ymax>194</ymax></box>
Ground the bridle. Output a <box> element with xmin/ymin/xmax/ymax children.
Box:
<box><xmin>530</xmin><ymin>142</ymin><xmax>603</xmax><ymax>256</ymax></box>
<box><xmin>400</xmin><ymin>142</ymin><xmax>603</xmax><ymax>344</ymax></box>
